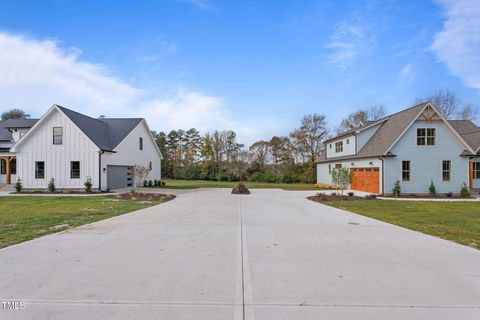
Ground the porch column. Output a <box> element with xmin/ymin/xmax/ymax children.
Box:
<box><xmin>2</xmin><ymin>156</ymin><xmax>13</xmax><ymax>185</ymax></box>
<box><xmin>470</xmin><ymin>160</ymin><xmax>473</xmax><ymax>190</ymax></box>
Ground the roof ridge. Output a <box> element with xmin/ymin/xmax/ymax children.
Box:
<box><xmin>55</xmin><ymin>104</ymin><xmax>109</xmax><ymax>126</ymax></box>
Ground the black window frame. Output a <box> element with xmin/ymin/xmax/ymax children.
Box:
<box><xmin>139</xmin><ymin>137</ymin><xmax>143</xmax><ymax>150</ymax></box>
<box><xmin>70</xmin><ymin>161</ymin><xmax>80</xmax><ymax>179</ymax></box>
<box><xmin>442</xmin><ymin>160</ymin><xmax>451</xmax><ymax>181</ymax></box>
<box><xmin>402</xmin><ymin>160</ymin><xmax>410</xmax><ymax>182</ymax></box>
<box><xmin>53</xmin><ymin>127</ymin><xmax>63</xmax><ymax>145</ymax></box>
<box><xmin>35</xmin><ymin>161</ymin><xmax>45</xmax><ymax>179</ymax></box>
<box><xmin>11</xmin><ymin>159</ymin><xmax>16</xmax><ymax>175</ymax></box>
<box><xmin>0</xmin><ymin>159</ymin><xmax>5</xmax><ymax>175</ymax></box>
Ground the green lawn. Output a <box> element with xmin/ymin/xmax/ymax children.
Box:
<box><xmin>0</xmin><ymin>196</ymin><xmax>162</xmax><ymax>248</ymax></box>
<box><xmin>157</xmin><ymin>179</ymin><xmax>316</xmax><ymax>191</ymax></box>
<box><xmin>323</xmin><ymin>200</ymin><xmax>480</xmax><ymax>249</ymax></box>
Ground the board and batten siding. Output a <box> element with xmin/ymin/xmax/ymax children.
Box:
<box><xmin>326</xmin><ymin>134</ymin><xmax>356</xmax><ymax>158</ymax></box>
<box><xmin>101</xmin><ymin>120</ymin><xmax>161</xmax><ymax>189</ymax></box>
<box><xmin>317</xmin><ymin>157</ymin><xmax>383</xmax><ymax>192</ymax></box>
<box><xmin>15</xmin><ymin>109</ymin><xmax>99</xmax><ymax>189</ymax></box>
<box><xmin>384</xmin><ymin>119</ymin><xmax>469</xmax><ymax>194</ymax></box>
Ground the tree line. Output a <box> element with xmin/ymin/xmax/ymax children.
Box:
<box><xmin>2</xmin><ymin>90</ymin><xmax>478</xmax><ymax>184</ymax></box>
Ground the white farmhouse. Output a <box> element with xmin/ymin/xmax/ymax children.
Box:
<box><xmin>1</xmin><ymin>104</ymin><xmax>162</xmax><ymax>190</ymax></box>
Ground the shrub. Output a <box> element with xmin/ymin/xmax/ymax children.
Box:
<box><xmin>232</xmin><ymin>182</ymin><xmax>250</xmax><ymax>194</ymax></box>
<box><xmin>173</xmin><ymin>164</ymin><xmax>203</xmax><ymax>180</ymax></box>
<box><xmin>347</xmin><ymin>192</ymin><xmax>354</xmax><ymax>197</ymax></box>
<box><xmin>364</xmin><ymin>194</ymin><xmax>377</xmax><ymax>200</ymax></box>
<box><xmin>154</xmin><ymin>179</ymin><xmax>158</xmax><ymax>186</ymax></box>
<box><xmin>392</xmin><ymin>180</ymin><xmax>401</xmax><ymax>197</ymax></box>
<box><xmin>446</xmin><ymin>192</ymin><xmax>453</xmax><ymax>198</ymax></box>
<box><xmin>14</xmin><ymin>178</ymin><xmax>22</xmax><ymax>193</ymax></box>
<box><xmin>84</xmin><ymin>177</ymin><xmax>93</xmax><ymax>193</ymax></box>
<box><xmin>143</xmin><ymin>180</ymin><xmax>147</xmax><ymax>187</ymax></box>
<box><xmin>48</xmin><ymin>178</ymin><xmax>56</xmax><ymax>192</ymax></box>
<box><xmin>160</xmin><ymin>181</ymin><xmax>166</xmax><ymax>186</ymax></box>
<box><xmin>148</xmin><ymin>180</ymin><xmax>153</xmax><ymax>187</ymax></box>
<box><xmin>331</xmin><ymin>167</ymin><xmax>352</xmax><ymax>194</ymax></box>
<box><xmin>460</xmin><ymin>182</ymin><xmax>470</xmax><ymax>197</ymax></box>
<box><xmin>429</xmin><ymin>180</ymin><xmax>436</xmax><ymax>195</ymax></box>
<box><xmin>63</xmin><ymin>189</ymin><xmax>72</xmax><ymax>194</ymax></box>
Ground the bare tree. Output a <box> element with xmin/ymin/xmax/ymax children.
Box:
<box><xmin>457</xmin><ymin>104</ymin><xmax>478</xmax><ymax>121</ymax></box>
<box><xmin>368</xmin><ymin>104</ymin><xmax>386</xmax><ymax>120</ymax></box>
<box><xmin>424</xmin><ymin>90</ymin><xmax>461</xmax><ymax>120</ymax></box>
<box><xmin>338</xmin><ymin>104</ymin><xmax>386</xmax><ymax>133</ymax></box>
<box><xmin>133</xmin><ymin>164</ymin><xmax>151</xmax><ymax>187</ymax></box>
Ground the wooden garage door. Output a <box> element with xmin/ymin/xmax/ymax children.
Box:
<box><xmin>351</xmin><ymin>167</ymin><xmax>380</xmax><ymax>194</ymax></box>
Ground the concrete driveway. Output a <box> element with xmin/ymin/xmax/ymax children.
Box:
<box><xmin>1</xmin><ymin>189</ymin><xmax>479</xmax><ymax>319</ymax></box>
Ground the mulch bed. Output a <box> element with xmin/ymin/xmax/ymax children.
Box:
<box><xmin>307</xmin><ymin>194</ymin><xmax>364</xmax><ymax>202</ymax></box>
<box><xmin>231</xmin><ymin>189</ymin><xmax>251</xmax><ymax>195</ymax></box>
<box><xmin>105</xmin><ymin>192</ymin><xmax>176</xmax><ymax>202</ymax></box>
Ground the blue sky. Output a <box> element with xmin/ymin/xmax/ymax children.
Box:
<box><xmin>0</xmin><ymin>0</ymin><xmax>478</xmax><ymax>144</ymax></box>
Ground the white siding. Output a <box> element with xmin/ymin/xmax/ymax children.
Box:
<box><xmin>101</xmin><ymin>120</ymin><xmax>161</xmax><ymax>189</ymax></box>
<box><xmin>15</xmin><ymin>109</ymin><xmax>99</xmax><ymax>189</ymax></box>
<box><xmin>317</xmin><ymin>158</ymin><xmax>383</xmax><ymax>192</ymax></box>
<box><xmin>326</xmin><ymin>134</ymin><xmax>356</xmax><ymax>158</ymax></box>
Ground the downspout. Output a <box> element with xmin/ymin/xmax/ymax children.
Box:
<box><xmin>98</xmin><ymin>151</ymin><xmax>104</xmax><ymax>192</ymax></box>
<box><xmin>379</xmin><ymin>156</ymin><xmax>385</xmax><ymax>195</ymax></box>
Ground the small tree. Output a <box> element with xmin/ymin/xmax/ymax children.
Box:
<box><xmin>133</xmin><ymin>164</ymin><xmax>151</xmax><ymax>187</ymax></box>
<box><xmin>460</xmin><ymin>182</ymin><xmax>470</xmax><ymax>197</ymax></box>
<box><xmin>331</xmin><ymin>167</ymin><xmax>351</xmax><ymax>194</ymax></box>
<box><xmin>48</xmin><ymin>178</ymin><xmax>56</xmax><ymax>192</ymax></box>
<box><xmin>392</xmin><ymin>179</ymin><xmax>401</xmax><ymax>197</ymax></box>
<box><xmin>429</xmin><ymin>180</ymin><xmax>436</xmax><ymax>195</ymax></box>
<box><xmin>15</xmin><ymin>178</ymin><xmax>23</xmax><ymax>193</ymax></box>
<box><xmin>84</xmin><ymin>177</ymin><xmax>93</xmax><ymax>193</ymax></box>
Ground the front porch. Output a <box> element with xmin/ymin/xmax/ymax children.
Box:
<box><xmin>0</xmin><ymin>153</ymin><xmax>16</xmax><ymax>186</ymax></box>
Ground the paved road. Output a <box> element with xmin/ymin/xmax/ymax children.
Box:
<box><xmin>1</xmin><ymin>189</ymin><xmax>479</xmax><ymax>319</ymax></box>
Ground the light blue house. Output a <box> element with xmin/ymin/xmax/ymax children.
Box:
<box><xmin>317</xmin><ymin>102</ymin><xmax>480</xmax><ymax>195</ymax></box>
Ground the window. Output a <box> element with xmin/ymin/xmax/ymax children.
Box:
<box><xmin>71</xmin><ymin>161</ymin><xmax>80</xmax><ymax>179</ymax></box>
<box><xmin>335</xmin><ymin>163</ymin><xmax>342</xmax><ymax>169</ymax></box>
<box><xmin>53</xmin><ymin>127</ymin><xmax>63</xmax><ymax>145</ymax></box>
<box><xmin>329</xmin><ymin>144</ymin><xmax>332</xmax><ymax>149</ymax></box>
<box><xmin>149</xmin><ymin>161</ymin><xmax>152</xmax><ymax>170</ymax></box>
<box><xmin>139</xmin><ymin>137</ymin><xmax>143</xmax><ymax>150</ymax></box>
<box><xmin>335</xmin><ymin>141</ymin><xmax>343</xmax><ymax>153</ymax></box>
<box><xmin>11</xmin><ymin>159</ymin><xmax>16</xmax><ymax>175</ymax></box>
<box><xmin>417</xmin><ymin>128</ymin><xmax>435</xmax><ymax>146</ymax></box>
<box><xmin>346</xmin><ymin>139</ymin><xmax>350</xmax><ymax>144</ymax></box>
<box><xmin>473</xmin><ymin>162</ymin><xmax>480</xmax><ymax>179</ymax></box>
<box><xmin>442</xmin><ymin>161</ymin><xmax>451</xmax><ymax>181</ymax></box>
<box><xmin>328</xmin><ymin>164</ymin><xmax>331</xmax><ymax>174</ymax></box>
<box><xmin>0</xmin><ymin>159</ymin><xmax>16</xmax><ymax>174</ymax></box>
<box><xmin>402</xmin><ymin>161</ymin><xmax>410</xmax><ymax>181</ymax></box>
<box><xmin>35</xmin><ymin>161</ymin><xmax>45</xmax><ymax>179</ymax></box>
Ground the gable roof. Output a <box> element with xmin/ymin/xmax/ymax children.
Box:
<box><xmin>0</xmin><ymin>118</ymin><xmax>38</xmax><ymax>141</ymax></box>
<box><xmin>318</xmin><ymin>102</ymin><xmax>478</xmax><ymax>163</ymax></box>
<box><xmin>449</xmin><ymin>120</ymin><xmax>480</xmax><ymax>152</ymax></box>
<box><xmin>55</xmin><ymin>105</ymin><xmax>143</xmax><ymax>151</ymax></box>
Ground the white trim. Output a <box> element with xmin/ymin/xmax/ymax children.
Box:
<box><xmin>384</xmin><ymin>103</ymin><xmax>475</xmax><ymax>155</ymax></box>
<box><xmin>11</xmin><ymin>105</ymin><xmax>101</xmax><ymax>153</ymax></box>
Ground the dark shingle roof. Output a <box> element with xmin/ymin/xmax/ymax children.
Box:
<box><xmin>449</xmin><ymin>120</ymin><xmax>480</xmax><ymax>151</ymax></box>
<box><xmin>317</xmin><ymin>102</ymin><xmax>429</xmax><ymax>163</ymax></box>
<box><xmin>56</xmin><ymin>105</ymin><xmax>143</xmax><ymax>151</ymax></box>
<box><xmin>0</xmin><ymin>118</ymin><xmax>38</xmax><ymax>141</ymax></box>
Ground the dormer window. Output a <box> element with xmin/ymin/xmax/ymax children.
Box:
<box><xmin>335</xmin><ymin>141</ymin><xmax>343</xmax><ymax>153</ymax></box>
<box><xmin>53</xmin><ymin>127</ymin><xmax>63</xmax><ymax>145</ymax></box>
<box><xmin>417</xmin><ymin>128</ymin><xmax>435</xmax><ymax>146</ymax></box>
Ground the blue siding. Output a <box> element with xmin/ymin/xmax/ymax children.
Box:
<box><xmin>384</xmin><ymin>120</ymin><xmax>469</xmax><ymax>194</ymax></box>
<box><xmin>357</xmin><ymin>123</ymin><xmax>382</xmax><ymax>151</ymax></box>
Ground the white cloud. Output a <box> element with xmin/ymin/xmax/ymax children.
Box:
<box><xmin>431</xmin><ymin>0</ymin><xmax>480</xmax><ymax>91</ymax></box>
<box><xmin>324</xmin><ymin>20</ymin><xmax>370</xmax><ymax>70</ymax></box>
<box><xmin>399</xmin><ymin>63</ymin><xmax>415</xmax><ymax>85</ymax></box>
<box><xmin>0</xmin><ymin>32</ymin><xmax>273</xmax><ymax>145</ymax></box>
